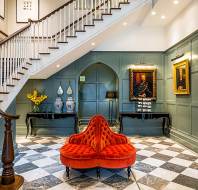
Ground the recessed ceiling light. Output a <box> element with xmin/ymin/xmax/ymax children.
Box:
<box><xmin>173</xmin><ymin>0</ymin><xmax>179</xmax><ymax>4</ymax></box>
<box><xmin>161</xmin><ymin>15</ymin><xmax>166</xmax><ymax>19</ymax></box>
<box><xmin>56</xmin><ymin>64</ymin><xmax>60</xmax><ymax>68</ymax></box>
<box><xmin>122</xmin><ymin>22</ymin><xmax>128</xmax><ymax>26</ymax></box>
<box><xmin>151</xmin><ymin>11</ymin><xmax>156</xmax><ymax>16</ymax></box>
<box><xmin>91</xmin><ymin>42</ymin><xmax>95</xmax><ymax>46</ymax></box>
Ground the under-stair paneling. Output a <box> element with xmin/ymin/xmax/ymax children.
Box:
<box><xmin>165</xmin><ymin>33</ymin><xmax>198</xmax><ymax>152</ymax></box>
<box><xmin>16</xmin><ymin>51</ymin><xmax>165</xmax><ymax>136</ymax></box>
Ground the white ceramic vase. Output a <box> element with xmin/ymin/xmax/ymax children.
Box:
<box><xmin>54</xmin><ymin>97</ymin><xmax>63</xmax><ymax>113</ymax></box>
<box><xmin>66</xmin><ymin>97</ymin><xmax>75</xmax><ymax>112</ymax></box>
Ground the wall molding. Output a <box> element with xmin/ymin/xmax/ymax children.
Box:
<box><xmin>170</xmin><ymin>128</ymin><xmax>198</xmax><ymax>153</ymax></box>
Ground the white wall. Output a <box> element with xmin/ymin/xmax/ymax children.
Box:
<box><xmin>0</xmin><ymin>0</ymin><xmax>8</xmax><ymax>34</ymax></box>
<box><xmin>95</xmin><ymin>25</ymin><xmax>166</xmax><ymax>51</ymax></box>
<box><xmin>7</xmin><ymin>0</ymin><xmax>66</xmax><ymax>34</ymax></box>
<box><xmin>166</xmin><ymin>0</ymin><xmax>198</xmax><ymax>48</ymax></box>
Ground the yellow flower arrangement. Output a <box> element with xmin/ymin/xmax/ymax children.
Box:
<box><xmin>27</xmin><ymin>90</ymin><xmax>47</xmax><ymax>112</ymax></box>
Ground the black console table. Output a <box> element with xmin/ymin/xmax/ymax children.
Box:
<box><xmin>119</xmin><ymin>112</ymin><xmax>171</xmax><ymax>136</ymax></box>
<box><xmin>25</xmin><ymin>112</ymin><xmax>78</xmax><ymax>137</ymax></box>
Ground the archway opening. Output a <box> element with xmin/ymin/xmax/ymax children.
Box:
<box><xmin>78</xmin><ymin>63</ymin><xmax>119</xmax><ymax>125</ymax></box>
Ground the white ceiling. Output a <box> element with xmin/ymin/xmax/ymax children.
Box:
<box><xmin>142</xmin><ymin>0</ymin><xmax>192</xmax><ymax>27</ymax></box>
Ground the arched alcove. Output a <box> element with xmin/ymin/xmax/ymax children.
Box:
<box><xmin>78</xmin><ymin>63</ymin><xmax>119</xmax><ymax>124</ymax></box>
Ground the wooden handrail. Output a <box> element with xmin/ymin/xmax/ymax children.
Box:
<box><xmin>0</xmin><ymin>0</ymin><xmax>75</xmax><ymax>46</ymax></box>
<box><xmin>0</xmin><ymin>31</ymin><xmax>8</xmax><ymax>38</ymax></box>
<box><xmin>0</xmin><ymin>23</ymin><xmax>31</xmax><ymax>45</ymax></box>
<box><xmin>31</xmin><ymin>0</ymin><xmax>75</xmax><ymax>23</ymax></box>
<box><xmin>0</xmin><ymin>109</ymin><xmax>19</xmax><ymax>120</ymax></box>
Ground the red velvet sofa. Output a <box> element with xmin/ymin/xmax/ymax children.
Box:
<box><xmin>60</xmin><ymin>115</ymin><xmax>136</xmax><ymax>178</ymax></box>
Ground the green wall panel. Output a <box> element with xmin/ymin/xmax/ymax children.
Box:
<box><xmin>16</xmin><ymin>51</ymin><xmax>165</xmax><ymax>136</ymax></box>
<box><xmin>165</xmin><ymin>34</ymin><xmax>198</xmax><ymax>152</ymax></box>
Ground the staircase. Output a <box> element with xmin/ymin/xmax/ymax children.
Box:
<box><xmin>0</xmin><ymin>0</ymin><xmax>151</xmax><ymax>111</ymax></box>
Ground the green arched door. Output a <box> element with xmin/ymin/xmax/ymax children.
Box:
<box><xmin>79</xmin><ymin>63</ymin><xmax>119</xmax><ymax>124</ymax></box>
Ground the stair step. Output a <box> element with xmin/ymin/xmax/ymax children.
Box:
<box><xmin>66</xmin><ymin>36</ymin><xmax>77</xmax><ymax>38</ymax></box>
<box><xmin>93</xmin><ymin>19</ymin><xmax>103</xmax><ymax>21</ymax></box>
<box><xmin>120</xmin><ymin>2</ymin><xmax>130</xmax><ymax>4</ymax></box>
<box><xmin>12</xmin><ymin>77</ymin><xmax>20</xmax><ymax>81</ymax></box>
<box><xmin>7</xmin><ymin>84</ymin><xmax>15</xmax><ymax>87</ymax></box>
<box><xmin>22</xmin><ymin>66</ymin><xmax>28</xmax><ymax>70</ymax></box>
<box><xmin>75</xmin><ymin>30</ymin><xmax>86</xmax><ymax>32</ymax></box>
<box><xmin>84</xmin><ymin>24</ymin><xmax>95</xmax><ymax>27</ymax></box>
<box><xmin>17</xmin><ymin>72</ymin><xmax>25</xmax><ymax>75</ymax></box>
<box><xmin>26</xmin><ymin>62</ymin><xmax>32</xmax><ymax>65</ymax></box>
<box><xmin>0</xmin><ymin>92</ymin><xmax>9</xmax><ymax>94</ymax></box>
<box><xmin>49</xmin><ymin>47</ymin><xmax>59</xmax><ymax>49</ymax></box>
<box><xmin>102</xmin><ymin>13</ymin><xmax>112</xmax><ymax>16</ymax></box>
<box><xmin>57</xmin><ymin>41</ymin><xmax>68</xmax><ymax>44</ymax></box>
<box><xmin>111</xmin><ymin>7</ymin><xmax>121</xmax><ymax>10</ymax></box>
<box><xmin>30</xmin><ymin>58</ymin><xmax>41</xmax><ymax>60</ymax></box>
<box><xmin>39</xmin><ymin>52</ymin><xmax>50</xmax><ymax>55</ymax></box>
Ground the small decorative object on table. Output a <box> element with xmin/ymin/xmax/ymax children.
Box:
<box><xmin>66</xmin><ymin>81</ymin><xmax>75</xmax><ymax>112</ymax></box>
<box><xmin>136</xmin><ymin>98</ymin><xmax>152</xmax><ymax>112</ymax></box>
<box><xmin>27</xmin><ymin>89</ymin><xmax>48</xmax><ymax>112</ymax></box>
<box><xmin>54</xmin><ymin>83</ymin><xmax>64</xmax><ymax>113</ymax></box>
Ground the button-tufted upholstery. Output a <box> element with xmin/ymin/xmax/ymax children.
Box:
<box><xmin>60</xmin><ymin>115</ymin><xmax>136</xmax><ymax>169</ymax></box>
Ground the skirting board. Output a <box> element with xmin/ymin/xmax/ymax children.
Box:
<box><xmin>170</xmin><ymin>128</ymin><xmax>198</xmax><ymax>153</ymax></box>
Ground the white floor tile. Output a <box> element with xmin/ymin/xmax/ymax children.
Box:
<box><xmin>152</xmin><ymin>144</ymin><xmax>169</xmax><ymax>150</ymax></box>
<box><xmin>159</xmin><ymin>149</ymin><xmax>180</xmax><ymax>157</ymax></box>
<box><xmin>27</xmin><ymin>144</ymin><xmax>46</xmax><ymax>149</ymax></box>
<box><xmin>15</xmin><ymin>158</ymin><xmax>29</xmax><ymax>166</ymax></box>
<box><xmin>41</xmin><ymin>150</ymin><xmax>60</xmax><ymax>157</ymax></box>
<box><xmin>142</xmin><ymin>158</ymin><xmax>165</xmax><ymax>167</ymax></box>
<box><xmin>182</xmin><ymin>150</ymin><xmax>197</xmax><ymax>157</ymax></box>
<box><xmin>162</xmin><ymin>182</ymin><xmax>195</xmax><ymax>190</ymax></box>
<box><xmin>169</xmin><ymin>157</ymin><xmax>193</xmax><ymax>167</ymax></box>
<box><xmin>182</xmin><ymin>168</ymin><xmax>198</xmax><ymax>179</ymax></box>
<box><xmin>48</xmin><ymin>183</ymin><xmax>75</xmax><ymax>190</ymax></box>
<box><xmin>32</xmin><ymin>157</ymin><xmax>57</xmax><ymax>167</ymax></box>
<box><xmin>137</xmin><ymin>150</ymin><xmax>156</xmax><ymax>157</ymax></box>
<box><xmin>21</xmin><ymin>168</ymin><xmax>49</xmax><ymax>182</ymax></box>
<box><xmin>150</xmin><ymin>168</ymin><xmax>179</xmax><ymax>181</ymax></box>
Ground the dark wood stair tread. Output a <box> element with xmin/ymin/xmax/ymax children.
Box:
<box><xmin>12</xmin><ymin>78</ymin><xmax>20</xmax><ymax>81</ymax></box>
<box><xmin>39</xmin><ymin>52</ymin><xmax>50</xmax><ymax>55</ymax></box>
<box><xmin>29</xmin><ymin>58</ymin><xmax>41</xmax><ymax>60</ymax></box>
<box><xmin>7</xmin><ymin>84</ymin><xmax>15</xmax><ymax>87</ymax></box>
<box><xmin>22</xmin><ymin>67</ymin><xmax>28</xmax><ymax>70</ymax></box>
<box><xmin>26</xmin><ymin>62</ymin><xmax>32</xmax><ymax>65</ymax></box>
<box><xmin>58</xmin><ymin>41</ymin><xmax>68</xmax><ymax>43</ymax></box>
<box><xmin>0</xmin><ymin>92</ymin><xmax>9</xmax><ymax>94</ymax></box>
<box><xmin>17</xmin><ymin>72</ymin><xmax>25</xmax><ymax>75</ymax></box>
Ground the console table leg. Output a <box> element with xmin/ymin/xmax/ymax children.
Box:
<box><xmin>162</xmin><ymin>118</ymin><xmax>166</xmax><ymax>135</ymax></box>
<box><xmin>119</xmin><ymin>116</ymin><xmax>123</xmax><ymax>133</ymax></box>
<box><xmin>25</xmin><ymin>117</ymin><xmax>29</xmax><ymax>138</ymax></box>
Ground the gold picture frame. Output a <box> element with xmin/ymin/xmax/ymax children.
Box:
<box><xmin>129</xmin><ymin>68</ymin><xmax>157</xmax><ymax>101</ymax></box>
<box><xmin>173</xmin><ymin>59</ymin><xmax>190</xmax><ymax>95</ymax></box>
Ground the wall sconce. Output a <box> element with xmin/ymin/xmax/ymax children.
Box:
<box><xmin>171</xmin><ymin>53</ymin><xmax>184</xmax><ymax>61</ymax></box>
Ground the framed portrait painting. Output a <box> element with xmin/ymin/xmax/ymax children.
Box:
<box><xmin>16</xmin><ymin>0</ymin><xmax>39</xmax><ymax>23</ymax></box>
<box><xmin>129</xmin><ymin>68</ymin><xmax>157</xmax><ymax>101</ymax></box>
<box><xmin>0</xmin><ymin>0</ymin><xmax>5</xmax><ymax>19</ymax></box>
<box><xmin>173</xmin><ymin>59</ymin><xmax>190</xmax><ymax>95</ymax></box>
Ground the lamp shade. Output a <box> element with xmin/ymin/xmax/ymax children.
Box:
<box><xmin>105</xmin><ymin>91</ymin><xmax>118</xmax><ymax>99</ymax></box>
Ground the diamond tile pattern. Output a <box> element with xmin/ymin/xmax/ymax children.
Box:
<box><xmin>0</xmin><ymin>135</ymin><xmax>197</xmax><ymax>190</ymax></box>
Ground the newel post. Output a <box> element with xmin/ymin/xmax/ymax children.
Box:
<box><xmin>1</xmin><ymin>118</ymin><xmax>15</xmax><ymax>185</ymax></box>
<box><xmin>0</xmin><ymin>110</ymin><xmax>24</xmax><ymax>190</ymax></box>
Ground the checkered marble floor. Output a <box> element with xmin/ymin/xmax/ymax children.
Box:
<box><xmin>1</xmin><ymin>135</ymin><xmax>198</xmax><ymax>190</ymax></box>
